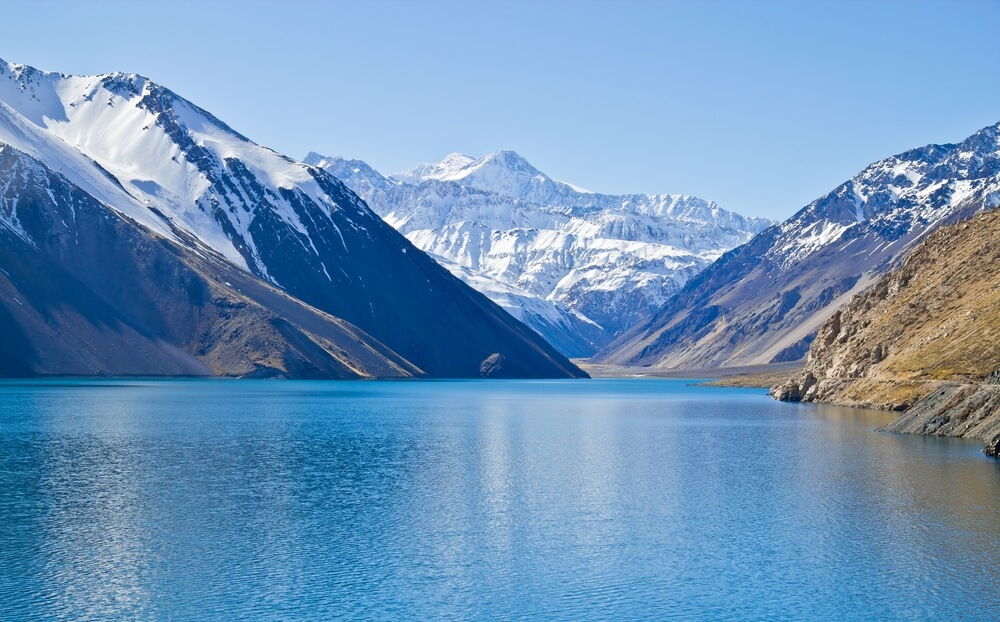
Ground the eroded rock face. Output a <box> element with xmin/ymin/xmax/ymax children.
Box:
<box><xmin>880</xmin><ymin>384</ymin><xmax>1000</xmax><ymax>441</ymax></box>
<box><xmin>985</xmin><ymin>435</ymin><xmax>1000</xmax><ymax>459</ymax></box>
<box><xmin>479</xmin><ymin>353</ymin><xmax>509</xmax><ymax>378</ymax></box>
<box><xmin>770</xmin><ymin>372</ymin><xmax>816</xmax><ymax>402</ymax></box>
<box><xmin>772</xmin><ymin>207</ymin><xmax>1000</xmax><ymax>452</ymax></box>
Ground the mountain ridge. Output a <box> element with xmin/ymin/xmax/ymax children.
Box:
<box><xmin>0</xmin><ymin>58</ymin><xmax>585</xmax><ymax>379</ymax></box>
<box><xmin>306</xmin><ymin>150</ymin><xmax>771</xmax><ymax>356</ymax></box>
<box><xmin>0</xmin><ymin>143</ymin><xmax>420</xmax><ymax>378</ymax></box>
<box><xmin>595</xmin><ymin>120</ymin><xmax>1000</xmax><ymax>369</ymax></box>
<box><xmin>771</xmin><ymin>207</ymin><xmax>1000</xmax><ymax>454</ymax></box>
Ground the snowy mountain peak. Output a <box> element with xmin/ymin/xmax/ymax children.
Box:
<box><xmin>303</xmin><ymin>152</ymin><xmax>383</xmax><ymax>178</ymax></box>
<box><xmin>311</xmin><ymin>149</ymin><xmax>773</xmax><ymax>354</ymax></box>
<box><xmin>0</xmin><ymin>59</ymin><xmax>371</xmax><ymax>274</ymax></box>
<box><xmin>445</xmin><ymin>150</ymin><xmax>556</xmax><ymax>197</ymax></box>
<box><xmin>0</xmin><ymin>57</ymin><xmax>61</xmax><ymax>83</ymax></box>
<box><xmin>0</xmin><ymin>57</ymin><xmax>151</xmax><ymax>93</ymax></box>
<box><xmin>99</xmin><ymin>71</ymin><xmax>151</xmax><ymax>98</ymax></box>
<box><xmin>437</xmin><ymin>151</ymin><xmax>479</xmax><ymax>173</ymax></box>
<box><xmin>303</xmin><ymin>151</ymin><xmax>335</xmax><ymax>168</ymax></box>
<box><xmin>478</xmin><ymin>149</ymin><xmax>540</xmax><ymax>173</ymax></box>
<box><xmin>392</xmin><ymin>152</ymin><xmax>476</xmax><ymax>184</ymax></box>
<box><xmin>391</xmin><ymin>149</ymin><xmax>603</xmax><ymax>205</ymax></box>
<box><xmin>394</xmin><ymin>150</ymin><xmax>541</xmax><ymax>182</ymax></box>
<box><xmin>597</xmin><ymin>119</ymin><xmax>1000</xmax><ymax>370</ymax></box>
<box><xmin>0</xmin><ymin>59</ymin><xmax>149</xmax><ymax>114</ymax></box>
<box><xmin>766</xmin><ymin>117</ymin><xmax>1000</xmax><ymax>267</ymax></box>
<box><xmin>0</xmin><ymin>57</ymin><xmax>585</xmax><ymax>379</ymax></box>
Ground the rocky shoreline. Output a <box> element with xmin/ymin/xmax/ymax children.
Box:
<box><xmin>770</xmin><ymin>208</ymin><xmax>1000</xmax><ymax>459</ymax></box>
<box><xmin>773</xmin><ymin>376</ymin><xmax>1000</xmax><ymax>457</ymax></box>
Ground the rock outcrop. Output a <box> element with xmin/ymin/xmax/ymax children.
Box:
<box><xmin>772</xmin><ymin>208</ymin><xmax>1000</xmax><ymax>453</ymax></box>
<box><xmin>984</xmin><ymin>434</ymin><xmax>1000</xmax><ymax>459</ymax></box>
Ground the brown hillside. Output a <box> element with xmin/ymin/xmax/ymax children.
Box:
<box><xmin>773</xmin><ymin>208</ymin><xmax>1000</xmax><ymax>449</ymax></box>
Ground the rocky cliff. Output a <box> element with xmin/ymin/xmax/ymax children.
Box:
<box><xmin>772</xmin><ymin>208</ymin><xmax>1000</xmax><ymax>454</ymax></box>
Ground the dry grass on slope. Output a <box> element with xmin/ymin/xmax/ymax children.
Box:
<box><xmin>854</xmin><ymin>211</ymin><xmax>1000</xmax><ymax>384</ymax></box>
<box><xmin>775</xmin><ymin>207</ymin><xmax>1000</xmax><ymax>414</ymax></box>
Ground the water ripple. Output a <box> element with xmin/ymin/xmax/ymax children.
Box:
<box><xmin>0</xmin><ymin>379</ymin><xmax>997</xmax><ymax>620</ymax></box>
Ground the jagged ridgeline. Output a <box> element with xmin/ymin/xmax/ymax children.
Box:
<box><xmin>773</xmin><ymin>208</ymin><xmax>1000</xmax><ymax>454</ymax></box>
<box><xmin>306</xmin><ymin>151</ymin><xmax>771</xmax><ymax>357</ymax></box>
<box><xmin>597</xmin><ymin>121</ymin><xmax>1000</xmax><ymax>369</ymax></box>
<box><xmin>0</xmin><ymin>59</ymin><xmax>584</xmax><ymax>378</ymax></box>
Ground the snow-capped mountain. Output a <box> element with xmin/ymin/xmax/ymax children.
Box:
<box><xmin>597</xmin><ymin>121</ymin><xmax>1000</xmax><ymax>369</ymax></box>
<box><xmin>392</xmin><ymin>149</ymin><xmax>595</xmax><ymax>203</ymax></box>
<box><xmin>305</xmin><ymin>150</ymin><xmax>772</xmax><ymax>356</ymax></box>
<box><xmin>0</xmin><ymin>58</ymin><xmax>584</xmax><ymax>378</ymax></box>
<box><xmin>0</xmin><ymin>142</ymin><xmax>423</xmax><ymax>378</ymax></box>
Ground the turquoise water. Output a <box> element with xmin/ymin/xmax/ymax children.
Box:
<box><xmin>0</xmin><ymin>378</ymin><xmax>997</xmax><ymax>620</ymax></box>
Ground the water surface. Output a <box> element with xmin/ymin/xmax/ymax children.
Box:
<box><xmin>0</xmin><ymin>379</ymin><xmax>997</xmax><ymax>620</ymax></box>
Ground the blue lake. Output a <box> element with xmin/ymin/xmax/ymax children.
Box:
<box><xmin>0</xmin><ymin>378</ymin><xmax>998</xmax><ymax>620</ymax></box>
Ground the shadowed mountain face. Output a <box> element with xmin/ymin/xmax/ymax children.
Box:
<box><xmin>0</xmin><ymin>145</ymin><xmax>420</xmax><ymax>378</ymax></box>
<box><xmin>306</xmin><ymin>151</ymin><xmax>771</xmax><ymax>357</ymax></box>
<box><xmin>596</xmin><ymin>122</ymin><xmax>1000</xmax><ymax>369</ymax></box>
<box><xmin>0</xmin><ymin>59</ymin><xmax>585</xmax><ymax>379</ymax></box>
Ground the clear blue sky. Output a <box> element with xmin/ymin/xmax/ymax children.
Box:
<box><xmin>3</xmin><ymin>0</ymin><xmax>999</xmax><ymax>220</ymax></box>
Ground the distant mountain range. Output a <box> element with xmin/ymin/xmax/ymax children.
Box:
<box><xmin>306</xmin><ymin>150</ymin><xmax>771</xmax><ymax>356</ymax></box>
<box><xmin>596</xmin><ymin>121</ymin><xmax>1000</xmax><ymax>369</ymax></box>
<box><xmin>0</xmin><ymin>58</ymin><xmax>584</xmax><ymax>378</ymax></box>
<box><xmin>6</xmin><ymin>55</ymin><xmax>997</xmax><ymax>386</ymax></box>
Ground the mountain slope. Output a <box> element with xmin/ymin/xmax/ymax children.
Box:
<box><xmin>597</xmin><ymin>121</ymin><xmax>1000</xmax><ymax>369</ymax></box>
<box><xmin>0</xmin><ymin>144</ymin><xmax>419</xmax><ymax>378</ymax></box>
<box><xmin>306</xmin><ymin>151</ymin><xmax>771</xmax><ymax>356</ymax></box>
<box><xmin>0</xmin><ymin>58</ymin><xmax>584</xmax><ymax>378</ymax></box>
<box><xmin>771</xmin><ymin>208</ymin><xmax>1000</xmax><ymax>452</ymax></box>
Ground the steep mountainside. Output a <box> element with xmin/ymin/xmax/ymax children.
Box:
<box><xmin>0</xmin><ymin>144</ymin><xmax>419</xmax><ymax>378</ymax></box>
<box><xmin>0</xmin><ymin>58</ymin><xmax>584</xmax><ymax>378</ymax></box>
<box><xmin>772</xmin><ymin>208</ymin><xmax>1000</xmax><ymax>453</ymax></box>
<box><xmin>306</xmin><ymin>151</ymin><xmax>770</xmax><ymax>356</ymax></box>
<box><xmin>597</xmin><ymin>121</ymin><xmax>1000</xmax><ymax>369</ymax></box>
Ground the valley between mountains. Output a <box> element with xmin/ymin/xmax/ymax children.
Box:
<box><xmin>0</xmin><ymin>58</ymin><xmax>581</xmax><ymax>379</ymax></box>
<box><xmin>1</xmin><ymin>56</ymin><xmax>999</xmax><ymax>454</ymax></box>
<box><xmin>305</xmin><ymin>150</ymin><xmax>770</xmax><ymax>356</ymax></box>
